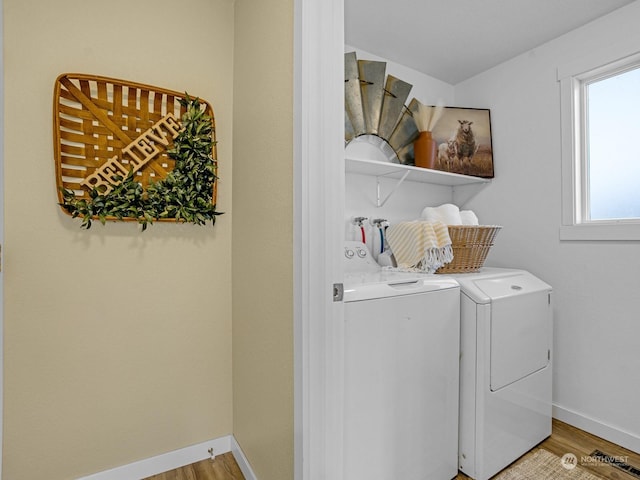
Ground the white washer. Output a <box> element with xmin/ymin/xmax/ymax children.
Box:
<box><xmin>455</xmin><ymin>268</ymin><xmax>553</xmax><ymax>480</ymax></box>
<box><xmin>342</xmin><ymin>241</ymin><xmax>460</xmax><ymax>480</ymax></box>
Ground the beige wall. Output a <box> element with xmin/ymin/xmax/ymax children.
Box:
<box><xmin>3</xmin><ymin>0</ymin><xmax>235</xmax><ymax>478</ymax></box>
<box><xmin>231</xmin><ymin>0</ymin><xmax>295</xmax><ymax>479</ymax></box>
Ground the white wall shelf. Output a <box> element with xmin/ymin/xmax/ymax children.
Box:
<box><xmin>345</xmin><ymin>157</ymin><xmax>491</xmax><ymax>207</ymax></box>
<box><xmin>346</xmin><ymin>157</ymin><xmax>490</xmax><ymax>186</ymax></box>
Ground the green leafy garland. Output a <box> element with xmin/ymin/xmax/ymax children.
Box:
<box><xmin>60</xmin><ymin>95</ymin><xmax>221</xmax><ymax>230</ymax></box>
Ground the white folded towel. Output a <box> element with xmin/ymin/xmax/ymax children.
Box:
<box><xmin>421</xmin><ymin>203</ymin><xmax>463</xmax><ymax>225</ymax></box>
<box><xmin>460</xmin><ymin>210</ymin><xmax>479</xmax><ymax>225</ymax></box>
<box><xmin>385</xmin><ymin>221</ymin><xmax>453</xmax><ymax>273</ymax></box>
<box><xmin>421</xmin><ymin>203</ymin><xmax>480</xmax><ymax>225</ymax></box>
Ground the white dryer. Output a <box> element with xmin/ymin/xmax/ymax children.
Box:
<box><xmin>455</xmin><ymin>268</ymin><xmax>553</xmax><ymax>480</ymax></box>
<box><xmin>342</xmin><ymin>241</ymin><xmax>460</xmax><ymax>480</ymax></box>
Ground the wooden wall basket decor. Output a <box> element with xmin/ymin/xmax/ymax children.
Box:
<box><xmin>54</xmin><ymin>73</ymin><xmax>220</xmax><ymax>229</ymax></box>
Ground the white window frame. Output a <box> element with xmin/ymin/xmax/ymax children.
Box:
<box><xmin>559</xmin><ymin>47</ymin><xmax>640</xmax><ymax>241</ymax></box>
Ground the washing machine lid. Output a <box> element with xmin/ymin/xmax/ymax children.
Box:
<box><xmin>456</xmin><ymin>268</ymin><xmax>551</xmax><ymax>304</ymax></box>
<box><xmin>342</xmin><ymin>240</ymin><xmax>459</xmax><ymax>301</ymax></box>
<box><xmin>344</xmin><ymin>273</ymin><xmax>459</xmax><ymax>302</ymax></box>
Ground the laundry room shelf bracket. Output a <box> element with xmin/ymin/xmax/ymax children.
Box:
<box><xmin>376</xmin><ymin>170</ymin><xmax>411</xmax><ymax>207</ymax></box>
<box><xmin>346</xmin><ymin>157</ymin><xmax>491</xmax><ymax>207</ymax></box>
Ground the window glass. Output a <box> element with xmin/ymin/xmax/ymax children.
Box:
<box><xmin>585</xmin><ymin>67</ymin><xmax>640</xmax><ymax>221</ymax></box>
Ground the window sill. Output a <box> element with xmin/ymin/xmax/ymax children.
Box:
<box><xmin>560</xmin><ymin>223</ymin><xmax>640</xmax><ymax>241</ymax></box>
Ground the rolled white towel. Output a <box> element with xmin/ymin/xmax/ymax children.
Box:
<box><xmin>460</xmin><ymin>210</ymin><xmax>479</xmax><ymax>225</ymax></box>
<box><xmin>421</xmin><ymin>203</ymin><xmax>462</xmax><ymax>225</ymax></box>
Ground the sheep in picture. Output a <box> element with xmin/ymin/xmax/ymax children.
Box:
<box><xmin>455</xmin><ymin>120</ymin><xmax>477</xmax><ymax>169</ymax></box>
<box><xmin>437</xmin><ymin>139</ymin><xmax>457</xmax><ymax>171</ymax></box>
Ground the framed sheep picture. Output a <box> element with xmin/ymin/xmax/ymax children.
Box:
<box><xmin>427</xmin><ymin>107</ymin><xmax>494</xmax><ymax>178</ymax></box>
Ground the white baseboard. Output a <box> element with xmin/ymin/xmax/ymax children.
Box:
<box><xmin>231</xmin><ymin>436</ymin><xmax>259</xmax><ymax>480</ymax></box>
<box><xmin>553</xmin><ymin>404</ymin><xmax>640</xmax><ymax>454</ymax></box>
<box><xmin>77</xmin><ymin>435</ymin><xmax>233</xmax><ymax>480</ymax></box>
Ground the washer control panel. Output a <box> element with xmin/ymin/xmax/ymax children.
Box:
<box><xmin>344</xmin><ymin>241</ymin><xmax>380</xmax><ymax>274</ymax></box>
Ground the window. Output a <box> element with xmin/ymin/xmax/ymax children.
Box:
<box><xmin>584</xmin><ymin>66</ymin><xmax>640</xmax><ymax>221</ymax></box>
<box><xmin>559</xmin><ymin>49</ymin><xmax>640</xmax><ymax>240</ymax></box>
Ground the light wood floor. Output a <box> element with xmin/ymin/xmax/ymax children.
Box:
<box><xmin>456</xmin><ymin>418</ymin><xmax>640</xmax><ymax>479</ymax></box>
<box><xmin>147</xmin><ymin>419</ymin><xmax>640</xmax><ymax>479</ymax></box>
<box><xmin>143</xmin><ymin>452</ymin><xmax>245</xmax><ymax>480</ymax></box>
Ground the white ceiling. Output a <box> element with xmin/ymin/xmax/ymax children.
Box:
<box><xmin>345</xmin><ymin>0</ymin><xmax>636</xmax><ymax>84</ymax></box>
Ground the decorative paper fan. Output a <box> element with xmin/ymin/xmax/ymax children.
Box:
<box><xmin>344</xmin><ymin>52</ymin><xmax>419</xmax><ymax>164</ymax></box>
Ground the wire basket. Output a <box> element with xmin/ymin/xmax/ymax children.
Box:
<box><xmin>436</xmin><ymin>225</ymin><xmax>502</xmax><ymax>273</ymax></box>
